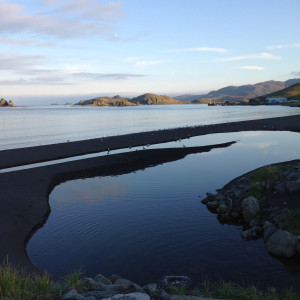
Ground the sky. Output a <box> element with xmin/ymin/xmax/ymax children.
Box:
<box><xmin>0</xmin><ymin>0</ymin><xmax>300</xmax><ymax>104</ymax></box>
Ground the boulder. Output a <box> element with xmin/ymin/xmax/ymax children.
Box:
<box><xmin>274</xmin><ymin>182</ymin><xmax>287</xmax><ymax>194</ymax></box>
<box><xmin>142</xmin><ymin>283</ymin><xmax>158</xmax><ymax>296</ymax></box>
<box><xmin>109</xmin><ymin>274</ymin><xmax>122</xmax><ymax>283</ymax></box>
<box><xmin>81</xmin><ymin>277</ymin><xmax>106</xmax><ymax>290</ymax></box>
<box><xmin>95</xmin><ymin>273</ymin><xmax>112</xmax><ymax>285</ymax></box>
<box><xmin>102</xmin><ymin>292</ymin><xmax>150</xmax><ymax>300</ymax></box>
<box><xmin>286</xmin><ymin>180</ymin><xmax>300</xmax><ymax>193</ymax></box>
<box><xmin>264</xmin><ymin>223</ymin><xmax>297</xmax><ymax>258</ymax></box>
<box><xmin>242</xmin><ymin>196</ymin><xmax>260</xmax><ymax>223</ymax></box>
<box><xmin>216</xmin><ymin>204</ymin><xmax>227</xmax><ymax>214</ymax></box>
<box><xmin>206</xmin><ymin>201</ymin><xmax>219</xmax><ymax>210</ymax></box>
<box><xmin>61</xmin><ymin>289</ymin><xmax>86</xmax><ymax>300</ymax></box>
<box><xmin>106</xmin><ymin>279</ymin><xmax>144</xmax><ymax>294</ymax></box>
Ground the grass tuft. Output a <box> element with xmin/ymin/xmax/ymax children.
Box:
<box><xmin>250</xmin><ymin>165</ymin><xmax>283</xmax><ymax>183</ymax></box>
<box><xmin>63</xmin><ymin>269</ymin><xmax>84</xmax><ymax>292</ymax></box>
<box><xmin>283</xmin><ymin>209</ymin><xmax>300</xmax><ymax>235</ymax></box>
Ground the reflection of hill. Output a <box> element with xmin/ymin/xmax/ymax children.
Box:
<box><xmin>0</xmin><ymin>141</ymin><xmax>235</xmax><ymax>273</ymax></box>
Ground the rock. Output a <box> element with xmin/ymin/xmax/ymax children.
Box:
<box><xmin>241</xmin><ymin>228</ymin><xmax>258</xmax><ymax>240</ymax></box>
<box><xmin>206</xmin><ymin>192</ymin><xmax>216</xmax><ymax>200</ymax></box>
<box><xmin>106</xmin><ymin>279</ymin><xmax>144</xmax><ymax>294</ymax></box>
<box><xmin>242</xmin><ymin>196</ymin><xmax>260</xmax><ymax>223</ymax></box>
<box><xmin>161</xmin><ymin>275</ymin><xmax>192</xmax><ymax>291</ymax></box>
<box><xmin>169</xmin><ymin>296</ymin><xmax>209</xmax><ymax>300</ymax></box>
<box><xmin>102</xmin><ymin>292</ymin><xmax>150</xmax><ymax>300</ymax></box>
<box><xmin>142</xmin><ymin>283</ymin><xmax>158</xmax><ymax>296</ymax></box>
<box><xmin>206</xmin><ymin>201</ymin><xmax>219</xmax><ymax>210</ymax></box>
<box><xmin>82</xmin><ymin>277</ymin><xmax>106</xmax><ymax>290</ymax></box>
<box><xmin>215</xmin><ymin>194</ymin><xmax>225</xmax><ymax>201</ymax></box>
<box><xmin>201</xmin><ymin>197</ymin><xmax>210</xmax><ymax>204</ymax></box>
<box><xmin>109</xmin><ymin>274</ymin><xmax>122</xmax><ymax>283</ymax></box>
<box><xmin>216</xmin><ymin>204</ymin><xmax>227</xmax><ymax>214</ymax></box>
<box><xmin>61</xmin><ymin>289</ymin><xmax>86</xmax><ymax>300</ymax></box>
<box><xmin>267</xmin><ymin>287</ymin><xmax>277</xmax><ymax>294</ymax></box>
<box><xmin>264</xmin><ymin>225</ymin><xmax>297</xmax><ymax>258</ymax></box>
<box><xmin>286</xmin><ymin>180</ymin><xmax>300</xmax><ymax>193</ymax></box>
<box><xmin>95</xmin><ymin>273</ymin><xmax>112</xmax><ymax>285</ymax></box>
<box><xmin>8</xmin><ymin>100</ymin><xmax>14</xmax><ymax>106</ymax></box>
<box><xmin>274</xmin><ymin>182</ymin><xmax>287</xmax><ymax>194</ymax></box>
<box><xmin>158</xmin><ymin>289</ymin><xmax>170</xmax><ymax>299</ymax></box>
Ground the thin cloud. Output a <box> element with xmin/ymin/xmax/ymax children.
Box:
<box><xmin>217</xmin><ymin>52</ymin><xmax>281</xmax><ymax>62</ymax></box>
<box><xmin>72</xmin><ymin>72</ymin><xmax>147</xmax><ymax>80</ymax></box>
<box><xmin>166</xmin><ymin>47</ymin><xmax>227</xmax><ymax>54</ymax></box>
<box><xmin>135</xmin><ymin>60</ymin><xmax>169</xmax><ymax>66</ymax></box>
<box><xmin>0</xmin><ymin>77</ymin><xmax>74</xmax><ymax>85</ymax></box>
<box><xmin>0</xmin><ymin>53</ymin><xmax>45</xmax><ymax>70</ymax></box>
<box><xmin>0</xmin><ymin>1</ymin><xmax>122</xmax><ymax>38</ymax></box>
<box><xmin>237</xmin><ymin>66</ymin><xmax>265</xmax><ymax>71</ymax></box>
<box><xmin>290</xmin><ymin>71</ymin><xmax>300</xmax><ymax>76</ymax></box>
<box><xmin>266</xmin><ymin>43</ymin><xmax>300</xmax><ymax>50</ymax></box>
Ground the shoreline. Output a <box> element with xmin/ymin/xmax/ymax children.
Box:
<box><xmin>1</xmin><ymin>114</ymin><xmax>300</xmax><ymax>277</ymax></box>
<box><xmin>1</xmin><ymin>113</ymin><xmax>300</xmax><ymax>169</ymax></box>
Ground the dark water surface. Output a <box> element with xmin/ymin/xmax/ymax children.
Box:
<box><xmin>27</xmin><ymin>131</ymin><xmax>300</xmax><ymax>288</ymax></box>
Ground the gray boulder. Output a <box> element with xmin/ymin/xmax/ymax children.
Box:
<box><xmin>286</xmin><ymin>180</ymin><xmax>300</xmax><ymax>193</ymax></box>
<box><xmin>102</xmin><ymin>292</ymin><xmax>150</xmax><ymax>300</ymax></box>
<box><xmin>81</xmin><ymin>277</ymin><xmax>106</xmax><ymax>290</ymax></box>
<box><xmin>206</xmin><ymin>201</ymin><xmax>219</xmax><ymax>210</ymax></box>
<box><xmin>242</xmin><ymin>196</ymin><xmax>260</xmax><ymax>223</ymax></box>
<box><xmin>106</xmin><ymin>279</ymin><xmax>144</xmax><ymax>294</ymax></box>
<box><xmin>142</xmin><ymin>283</ymin><xmax>158</xmax><ymax>296</ymax></box>
<box><xmin>95</xmin><ymin>273</ymin><xmax>112</xmax><ymax>285</ymax></box>
<box><xmin>61</xmin><ymin>289</ymin><xmax>87</xmax><ymax>300</ymax></box>
<box><xmin>264</xmin><ymin>223</ymin><xmax>297</xmax><ymax>258</ymax></box>
<box><xmin>216</xmin><ymin>204</ymin><xmax>227</xmax><ymax>214</ymax></box>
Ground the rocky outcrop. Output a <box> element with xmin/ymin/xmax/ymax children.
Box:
<box><xmin>201</xmin><ymin>161</ymin><xmax>300</xmax><ymax>258</ymax></box>
<box><xmin>0</xmin><ymin>98</ymin><xmax>14</xmax><ymax>107</ymax></box>
<box><xmin>58</xmin><ymin>273</ymin><xmax>219</xmax><ymax>300</ymax></box>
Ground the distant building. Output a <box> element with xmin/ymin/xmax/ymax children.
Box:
<box><xmin>265</xmin><ymin>97</ymin><xmax>287</xmax><ymax>103</ymax></box>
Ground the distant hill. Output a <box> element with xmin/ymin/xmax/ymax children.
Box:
<box><xmin>0</xmin><ymin>98</ymin><xmax>14</xmax><ymax>107</ymax></box>
<box><xmin>174</xmin><ymin>94</ymin><xmax>203</xmax><ymax>101</ymax></box>
<box><xmin>252</xmin><ymin>82</ymin><xmax>300</xmax><ymax>102</ymax></box>
<box><xmin>130</xmin><ymin>93</ymin><xmax>184</xmax><ymax>105</ymax></box>
<box><xmin>75</xmin><ymin>95</ymin><xmax>135</xmax><ymax>107</ymax></box>
<box><xmin>175</xmin><ymin>78</ymin><xmax>300</xmax><ymax>102</ymax></box>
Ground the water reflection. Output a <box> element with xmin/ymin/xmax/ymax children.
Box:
<box><xmin>26</xmin><ymin>132</ymin><xmax>300</xmax><ymax>288</ymax></box>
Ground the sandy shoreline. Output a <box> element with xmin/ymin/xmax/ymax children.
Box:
<box><xmin>1</xmin><ymin>114</ymin><xmax>300</xmax><ymax>275</ymax></box>
<box><xmin>1</xmin><ymin>114</ymin><xmax>300</xmax><ymax>169</ymax></box>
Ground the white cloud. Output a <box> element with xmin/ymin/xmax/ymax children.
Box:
<box><xmin>0</xmin><ymin>1</ymin><xmax>122</xmax><ymax>38</ymax></box>
<box><xmin>0</xmin><ymin>52</ymin><xmax>45</xmax><ymax>70</ymax></box>
<box><xmin>135</xmin><ymin>60</ymin><xmax>169</xmax><ymax>66</ymax></box>
<box><xmin>217</xmin><ymin>52</ymin><xmax>281</xmax><ymax>62</ymax></box>
<box><xmin>124</xmin><ymin>57</ymin><xmax>140</xmax><ymax>63</ymax></box>
<box><xmin>237</xmin><ymin>65</ymin><xmax>265</xmax><ymax>71</ymax></box>
<box><xmin>166</xmin><ymin>47</ymin><xmax>227</xmax><ymax>54</ymax></box>
<box><xmin>266</xmin><ymin>44</ymin><xmax>288</xmax><ymax>50</ymax></box>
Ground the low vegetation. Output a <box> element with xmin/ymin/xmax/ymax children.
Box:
<box><xmin>1</xmin><ymin>261</ymin><xmax>300</xmax><ymax>299</ymax></box>
<box><xmin>283</xmin><ymin>209</ymin><xmax>300</xmax><ymax>235</ymax></box>
<box><xmin>0</xmin><ymin>261</ymin><xmax>85</xmax><ymax>300</ymax></box>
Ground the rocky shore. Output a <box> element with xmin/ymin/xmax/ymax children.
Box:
<box><xmin>202</xmin><ymin>160</ymin><xmax>300</xmax><ymax>258</ymax></box>
<box><xmin>58</xmin><ymin>273</ymin><xmax>214</xmax><ymax>300</ymax></box>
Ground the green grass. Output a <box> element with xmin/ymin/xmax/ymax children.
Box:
<box><xmin>196</xmin><ymin>279</ymin><xmax>299</xmax><ymax>300</ymax></box>
<box><xmin>250</xmin><ymin>165</ymin><xmax>284</xmax><ymax>183</ymax></box>
<box><xmin>283</xmin><ymin>209</ymin><xmax>300</xmax><ymax>235</ymax></box>
<box><xmin>0</xmin><ymin>261</ymin><xmax>87</xmax><ymax>300</ymax></box>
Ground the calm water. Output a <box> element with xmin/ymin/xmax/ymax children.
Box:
<box><xmin>1</xmin><ymin>104</ymin><xmax>300</xmax><ymax>150</ymax></box>
<box><xmin>27</xmin><ymin>131</ymin><xmax>300</xmax><ymax>288</ymax></box>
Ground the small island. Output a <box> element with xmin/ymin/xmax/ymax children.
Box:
<box><xmin>0</xmin><ymin>98</ymin><xmax>14</xmax><ymax>107</ymax></box>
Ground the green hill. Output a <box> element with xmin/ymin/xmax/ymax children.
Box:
<box><xmin>252</xmin><ymin>82</ymin><xmax>300</xmax><ymax>102</ymax></box>
<box><xmin>75</xmin><ymin>95</ymin><xmax>135</xmax><ymax>107</ymax></box>
<box><xmin>130</xmin><ymin>93</ymin><xmax>184</xmax><ymax>105</ymax></box>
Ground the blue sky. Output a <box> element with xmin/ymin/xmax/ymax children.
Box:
<box><xmin>0</xmin><ymin>0</ymin><xmax>300</xmax><ymax>104</ymax></box>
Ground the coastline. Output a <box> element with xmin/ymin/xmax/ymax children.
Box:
<box><xmin>1</xmin><ymin>113</ymin><xmax>300</xmax><ymax>169</ymax></box>
<box><xmin>1</xmin><ymin>114</ymin><xmax>300</xmax><ymax>277</ymax></box>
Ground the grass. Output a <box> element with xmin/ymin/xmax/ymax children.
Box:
<box><xmin>0</xmin><ymin>260</ymin><xmax>87</xmax><ymax>300</ymax></box>
<box><xmin>249</xmin><ymin>165</ymin><xmax>284</xmax><ymax>183</ymax></box>
<box><xmin>283</xmin><ymin>209</ymin><xmax>300</xmax><ymax>235</ymax></box>
<box><xmin>196</xmin><ymin>278</ymin><xmax>299</xmax><ymax>300</ymax></box>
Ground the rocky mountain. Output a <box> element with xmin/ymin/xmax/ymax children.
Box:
<box><xmin>175</xmin><ymin>78</ymin><xmax>300</xmax><ymax>102</ymax></box>
<box><xmin>130</xmin><ymin>93</ymin><xmax>183</xmax><ymax>105</ymax></box>
<box><xmin>0</xmin><ymin>98</ymin><xmax>14</xmax><ymax>107</ymax></box>
<box><xmin>252</xmin><ymin>82</ymin><xmax>300</xmax><ymax>102</ymax></box>
<box><xmin>75</xmin><ymin>95</ymin><xmax>135</xmax><ymax>107</ymax></box>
